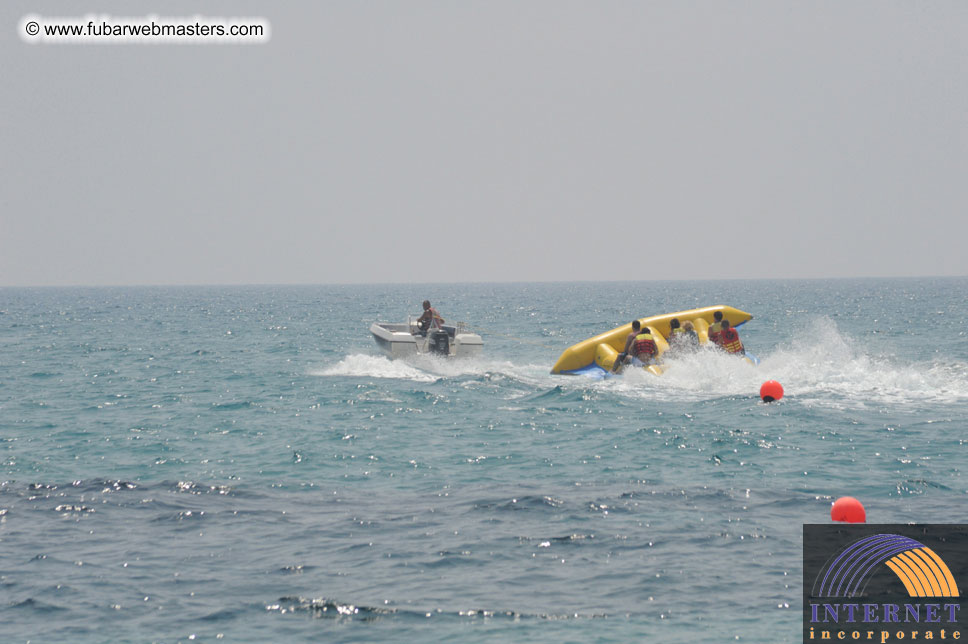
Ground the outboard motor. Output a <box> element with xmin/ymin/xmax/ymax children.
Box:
<box><xmin>429</xmin><ymin>329</ymin><xmax>450</xmax><ymax>356</ymax></box>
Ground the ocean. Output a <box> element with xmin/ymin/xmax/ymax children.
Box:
<box><xmin>2</xmin><ymin>278</ymin><xmax>967</xmax><ymax>643</ymax></box>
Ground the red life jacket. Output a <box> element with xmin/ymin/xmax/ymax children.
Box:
<box><xmin>720</xmin><ymin>328</ymin><xmax>743</xmax><ymax>354</ymax></box>
<box><xmin>632</xmin><ymin>332</ymin><xmax>657</xmax><ymax>358</ymax></box>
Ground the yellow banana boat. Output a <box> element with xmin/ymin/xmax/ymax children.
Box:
<box><xmin>550</xmin><ymin>305</ymin><xmax>754</xmax><ymax>377</ymax></box>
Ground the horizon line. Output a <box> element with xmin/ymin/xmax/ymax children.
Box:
<box><xmin>2</xmin><ymin>274</ymin><xmax>967</xmax><ymax>289</ymax></box>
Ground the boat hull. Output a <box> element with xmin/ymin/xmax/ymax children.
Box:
<box><xmin>370</xmin><ymin>322</ymin><xmax>482</xmax><ymax>359</ymax></box>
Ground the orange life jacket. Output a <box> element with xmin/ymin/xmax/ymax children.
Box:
<box><xmin>632</xmin><ymin>331</ymin><xmax>657</xmax><ymax>358</ymax></box>
<box><xmin>720</xmin><ymin>328</ymin><xmax>743</xmax><ymax>354</ymax></box>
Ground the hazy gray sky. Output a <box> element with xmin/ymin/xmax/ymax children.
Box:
<box><xmin>3</xmin><ymin>1</ymin><xmax>966</xmax><ymax>286</ymax></box>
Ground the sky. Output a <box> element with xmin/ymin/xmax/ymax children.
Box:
<box><xmin>2</xmin><ymin>1</ymin><xmax>966</xmax><ymax>286</ymax></box>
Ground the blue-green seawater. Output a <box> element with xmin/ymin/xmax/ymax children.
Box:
<box><xmin>2</xmin><ymin>279</ymin><xmax>967</xmax><ymax>643</ymax></box>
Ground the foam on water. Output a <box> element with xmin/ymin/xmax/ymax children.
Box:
<box><xmin>754</xmin><ymin>317</ymin><xmax>968</xmax><ymax>407</ymax></box>
<box><xmin>558</xmin><ymin>317</ymin><xmax>968</xmax><ymax>408</ymax></box>
<box><xmin>313</xmin><ymin>354</ymin><xmax>440</xmax><ymax>382</ymax></box>
<box><xmin>313</xmin><ymin>352</ymin><xmax>553</xmax><ymax>388</ymax></box>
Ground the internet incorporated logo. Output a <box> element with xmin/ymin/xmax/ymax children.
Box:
<box><xmin>814</xmin><ymin>534</ymin><xmax>960</xmax><ymax>599</ymax></box>
<box><xmin>803</xmin><ymin>525</ymin><xmax>966</xmax><ymax>643</ymax></box>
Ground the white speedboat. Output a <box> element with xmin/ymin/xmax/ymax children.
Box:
<box><xmin>369</xmin><ymin>319</ymin><xmax>483</xmax><ymax>359</ymax></box>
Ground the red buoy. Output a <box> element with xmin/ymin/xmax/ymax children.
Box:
<box><xmin>760</xmin><ymin>380</ymin><xmax>784</xmax><ymax>402</ymax></box>
<box><xmin>831</xmin><ymin>496</ymin><xmax>866</xmax><ymax>523</ymax></box>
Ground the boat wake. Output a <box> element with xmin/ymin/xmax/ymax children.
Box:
<box><xmin>311</xmin><ymin>353</ymin><xmax>549</xmax><ymax>386</ymax></box>
<box><xmin>597</xmin><ymin>317</ymin><xmax>968</xmax><ymax>408</ymax></box>
<box><xmin>755</xmin><ymin>318</ymin><xmax>968</xmax><ymax>407</ymax></box>
<box><xmin>314</xmin><ymin>317</ymin><xmax>968</xmax><ymax>409</ymax></box>
<box><xmin>312</xmin><ymin>354</ymin><xmax>440</xmax><ymax>382</ymax></box>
